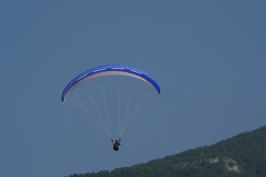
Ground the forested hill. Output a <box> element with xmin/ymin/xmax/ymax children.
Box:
<box><xmin>66</xmin><ymin>125</ymin><xmax>266</xmax><ymax>177</ymax></box>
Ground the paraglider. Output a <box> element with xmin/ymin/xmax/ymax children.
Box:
<box><xmin>61</xmin><ymin>64</ymin><xmax>160</xmax><ymax>151</ymax></box>
<box><xmin>111</xmin><ymin>137</ymin><xmax>122</xmax><ymax>151</ymax></box>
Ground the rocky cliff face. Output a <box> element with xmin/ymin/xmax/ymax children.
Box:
<box><xmin>208</xmin><ymin>157</ymin><xmax>240</xmax><ymax>173</ymax></box>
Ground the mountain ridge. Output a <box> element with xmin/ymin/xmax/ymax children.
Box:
<box><xmin>66</xmin><ymin>125</ymin><xmax>266</xmax><ymax>177</ymax></box>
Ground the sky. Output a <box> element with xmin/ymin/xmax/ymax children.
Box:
<box><xmin>1</xmin><ymin>1</ymin><xmax>266</xmax><ymax>177</ymax></box>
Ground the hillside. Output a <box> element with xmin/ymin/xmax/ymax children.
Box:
<box><xmin>66</xmin><ymin>125</ymin><xmax>266</xmax><ymax>177</ymax></box>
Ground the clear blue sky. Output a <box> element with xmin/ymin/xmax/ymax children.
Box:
<box><xmin>1</xmin><ymin>1</ymin><xmax>266</xmax><ymax>177</ymax></box>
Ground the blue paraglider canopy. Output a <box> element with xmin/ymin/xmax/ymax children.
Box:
<box><xmin>61</xmin><ymin>64</ymin><xmax>160</xmax><ymax>103</ymax></box>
